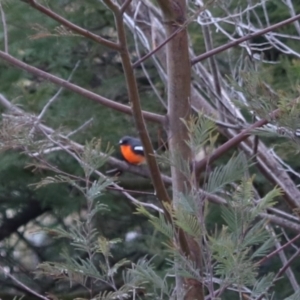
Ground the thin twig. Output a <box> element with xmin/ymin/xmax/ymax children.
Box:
<box><xmin>132</xmin><ymin>1</ymin><xmax>211</xmax><ymax>68</ymax></box>
<box><xmin>66</xmin><ymin>118</ymin><xmax>93</xmax><ymax>137</ymax></box>
<box><xmin>268</xmin><ymin>226</ymin><xmax>299</xmax><ymax>292</ymax></box>
<box><xmin>30</xmin><ymin>146</ymin><xmax>69</xmax><ymax>157</ymax></box>
<box><xmin>29</xmin><ymin>114</ymin><xmax>166</xmax><ymax>215</ymax></box>
<box><xmin>106</xmin><ymin>186</ymin><xmax>155</xmax><ymax>196</ymax></box>
<box><xmin>275</xmin><ymin>248</ymin><xmax>300</xmax><ymax>281</ymax></box>
<box><xmin>0</xmin><ymin>1</ymin><xmax>8</xmax><ymax>53</ymax></box>
<box><xmin>0</xmin><ymin>265</ymin><xmax>49</xmax><ymax>300</ymax></box>
<box><xmin>201</xmin><ymin>11</ymin><xmax>224</xmax><ymax>121</ymax></box>
<box><xmin>255</xmin><ymin>248</ymin><xmax>300</xmax><ymax>300</ymax></box>
<box><xmin>39</xmin><ymin>61</ymin><xmax>80</xmax><ymax>120</ymax></box>
<box><xmin>195</xmin><ymin>107</ymin><xmax>280</xmax><ymax>173</ymax></box>
<box><xmin>256</xmin><ymin>232</ymin><xmax>300</xmax><ymax>267</ymax></box>
<box><xmin>205</xmin><ymin>115</ymin><xmax>243</xmax><ymax>129</ymax></box>
<box><xmin>192</xmin><ymin>13</ymin><xmax>300</xmax><ymax>64</ymax></box>
<box><xmin>132</xmin><ymin>25</ymin><xmax>183</xmax><ymax>68</ymax></box>
<box><xmin>281</xmin><ymin>228</ymin><xmax>299</xmax><ymax>251</ymax></box>
<box><xmin>21</xmin><ymin>0</ymin><xmax>120</xmax><ymax>50</ymax></box>
<box><xmin>282</xmin><ymin>0</ymin><xmax>300</xmax><ymax>36</ymax></box>
<box><xmin>133</xmin><ymin>2</ymin><xmax>167</xmax><ymax>109</ymax></box>
<box><xmin>270</xmin><ymin>148</ymin><xmax>300</xmax><ymax>180</ymax></box>
<box><xmin>121</xmin><ymin>0</ymin><xmax>132</xmax><ymax>14</ymax></box>
<box><xmin>30</xmin><ymin>61</ymin><xmax>81</xmax><ymax>136</ymax></box>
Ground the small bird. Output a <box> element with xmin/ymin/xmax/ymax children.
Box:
<box><xmin>119</xmin><ymin>136</ymin><xmax>146</xmax><ymax>165</ymax></box>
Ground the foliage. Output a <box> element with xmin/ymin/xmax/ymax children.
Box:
<box><xmin>32</xmin><ymin>142</ymin><xmax>280</xmax><ymax>300</ymax></box>
<box><xmin>1</xmin><ymin>0</ymin><xmax>300</xmax><ymax>299</ymax></box>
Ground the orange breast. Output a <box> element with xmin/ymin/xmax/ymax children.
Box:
<box><xmin>121</xmin><ymin>145</ymin><xmax>145</xmax><ymax>165</ymax></box>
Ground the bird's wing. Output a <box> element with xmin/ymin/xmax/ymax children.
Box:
<box><xmin>133</xmin><ymin>145</ymin><xmax>144</xmax><ymax>156</ymax></box>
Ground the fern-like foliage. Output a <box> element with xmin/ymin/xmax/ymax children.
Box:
<box><xmin>26</xmin><ymin>109</ymin><xmax>285</xmax><ymax>299</ymax></box>
<box><xmin>174</xmin><ymin>208</ymin><xmax>201</xmax><ymax>238</ymax></box>
<box><xmin>182</xmin><ymin>113</ymin><xmax>218</xmax><ymax>158</ymax></box>
<box><xmin>234</xmin><ymin>68</ymin><xmax>278</xmax><ymax>119</ymax></box>
<box><xmin>157</xmin><ymin>113</ymin><xmax>218</xmax><ymax>178</ymax></box>
<box><xmin>205</xmin><ymin>152</ymin><xmax>250</xmax><ymax>194</ymax></box>
<box><xmin>208</xmin><ymin>178</ymin><xmax>278</xmax><ymax>292</ymax></box>
<box><xmin>125</xmin><ymin>256</ymin><xmax>173</xmax><ymax>299</ymax></box>
<box><xmin>80</xmin><ymin>138</ymin><xmax>114</xmax><ymax>177</ymax></box>
<box><xmin>0</xmin><ymin>113</ymin><xmax>45</xmax><ymax>152</ymax></box>
<box><xmin>208</xmin><ymin>226</ymin><xmax>257</xmax><ymax>286</ymax></box>
<box><xmin>32</xmin><ymin>140</ymin><xmax>133</xmax><ymax>295</ymax></box>
<box><xmin>136</xmin><ymin>205</ymin><xmax>174</xmax><ymax>240</ymax></box>
<box><xmin>250</xmin><ymin>187</ymin><xmax>281</xmax><ymax>216</ymax></box>
<box><xmin>167</xmin><ymin>252</ymin><xmax>201</xmax><ymax>281</ymax></box>
<box><xmin>235</xmin><ymin>68</ymin><xmax>300</xmax><ymax>152</ymax></box>
<box><xmin>221</xmin><ymin>178</ymin><xmax>254</xmax><ymax>237</ymax></box>
<box><xmin>177</xmin><ymin>192</ymin><xmax>198</xmax><ymax>215</ymax></box>
<box><xmin>252</xmin><ymin>125</ymin><xmax>300</xmax><ymax>153</ymax></box>
<box><xmin>250</xmin><ymin>273</ymin><xmax>275</xmax><ymax>298</ymax></box>
<box><xmin>86</xmin><ymin>178</ymin><xmax>113</xmax><ymax>202</ymax></box>
<box><xmin>95</xmin><ymin>287</ymin><xmax>132</xmax><ymax>300</ymax></box>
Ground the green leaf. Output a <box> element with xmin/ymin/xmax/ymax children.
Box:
<box><xmin>97</xmin><ymin>236</ymin><xmax>121</xmax><ymax>258</ymax></box>
<box><xmin>174</xmin><ymin>209</ymin><xmax>201</xmax><ymax>238</ymax></box>
<box><xmin>221</xmin><ymin>206</ymin><xmax>242</xmax><ymax>234</ymax></box>
<box><xmin>242</xmin><ymin>219</ymin><xmax>271</xmax><ymax>248</ymax></box>
<box><xmin>126</xmin><ymin>256</ymin><xmax>171</xmax><ymax>297</ymax></box>
<box><xmin>182</xmin><ymin>113</ymin><xmax>217</xmax><ymax>155</ymax></box>
<box><xmin>108</xmin><ymin>258</ymin><xmax>130</xmax><ymax>277</ymax></box>
<box><xmin>80</xmin><ymin>138</ymin><xmax>114</xmax><ymax>177</ymax></box>
<box><xmin>250</xmin><ymin>237</ymin><xmax>275</xmax><ymax>259</ymax></box>
<box><xmin>251</xmin><ymin>273</ymin><xmax>275</xmax><ymax>297</ymax></box>
<box><xmin>251</xmin><ymin>187</ymin><xmax>281</xmax><ymax>216</ymax></box>
<box><xmin>205</xmin><ymin>152</ymin><xmax>250</xmax><ymax>194</ymax></box>
<box><xmin>86</xmin><ymin>178</ymin><xmax>112</xmax><ymax>202</ymax></box>
<box><xmin>96</xmin><ymin>286</ymin><xmax>132</xmax><ymax>300</ymax></box>
<box><xmin>149</xmin><ymin>213</ymin><xmax>174</xmax><ymax>239</ymax></box>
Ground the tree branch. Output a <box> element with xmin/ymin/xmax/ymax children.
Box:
<box><xmin>195</xmin><ymin>109</ymin><xmax>279</xmax><ymax>176</ymax></box>
<box><xmin>0</xmin><ymin>51</ymin><xmax>165</xmax><ymax>124</ymax></box>
<box><xmin>21</xmin><ymin>0</ymin><xmax>120</xmax><ymax>51</ymax></box>
<box><xmin>0</xmin><ymin>264</ymin><xmax>49</xmax><ymax>300</ymax></box>
<box><xmin>1</xmin><ymin>96</ymin><xmax>300</xmax><ymax>237</ymax></box>
<box><xmin>104</xmin><ymin>1</ymin><xmax>172</xmax><ymax>215</ymax></box>
<box><xmin>121</xmin><ymin>0</ymin><xmax>132</xmax><ymax>14</ymax></box>
<box><xmin>132</xmin><ymin>24</ymin><xmax>183</xmax><ymax>68</ymax></box>
<box><xmin>256</xmin><ymin>232</ymin><xmax>300</xmax><ymax>267</ymax></box>
<box><xmin>192</xmin><ymin>13</ymin><xmax>300</xmax><ymax>64</ymax></box>
<box><xmin>29</xmin><ymin>60</ymin><xmax>80</xmax><ymax>136</ymax></box>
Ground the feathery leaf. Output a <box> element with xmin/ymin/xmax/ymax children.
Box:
<box><xmin>205</xmin><ymin>152</ymin><xmax>250</xmax><ymax>194</ymax></box>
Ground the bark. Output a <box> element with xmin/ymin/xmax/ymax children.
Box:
<box><xmin>157</xmin><ymin>1</ymin><xmax>204</xmax><ymax>299</ymax></box>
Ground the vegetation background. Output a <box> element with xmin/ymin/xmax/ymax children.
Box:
<box><xmin>1</xmin><ymin>0</ymin><xmax>300</xmax><ymax>299</ymax></box>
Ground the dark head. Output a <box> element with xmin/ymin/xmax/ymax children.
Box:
<box><xmin>119</xmin><ymin>136</ymin><xmax>134</xmax><ymax>146</ymax></box>
<box><xmin>119</xmin><ymin>136</ymin><xmax>142</xmax><ymax>146</ymax></box>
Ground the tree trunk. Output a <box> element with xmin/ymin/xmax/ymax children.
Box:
<box><xmin>157</xmin><ymin>1</ymin><xmax>204</xmax><ymax>299</ymax></box>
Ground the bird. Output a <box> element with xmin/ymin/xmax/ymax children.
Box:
<box><xmin>119</xmin><ymin>136</ymin><xmax>146</xmax><ymax>165</ymax></box>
